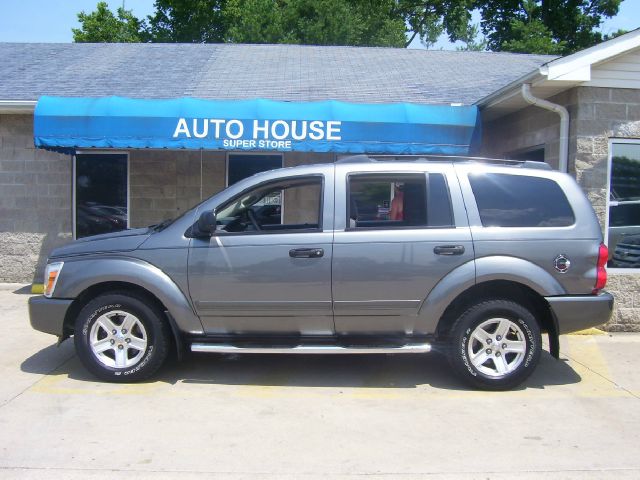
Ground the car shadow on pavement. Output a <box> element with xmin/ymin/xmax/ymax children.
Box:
<box><xmin>167</xmin><ymin>350</ymin><xmax>580</xmax><ymax>391</ymax></box>
<box><xmin>21</xmin><ymin>342</ymin><xmax>581</xmax><ymax>391</ymax></box>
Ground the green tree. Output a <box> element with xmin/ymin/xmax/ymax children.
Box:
<box><xmin>146</xmin><ymin>0</ymin><xmax>226</xmax><ymax>43</ymax></box>
<box><xmin>225</xmin><ymin>0</ymin><xmax>408</xmax><ymax>47</ymax></box>
<box><xmin>73</xmin><ymin>1</ymin><xmax>145</xmax><ymax>43</ymax></box>
<box><xmin>401</xmin><ymin>0</ymin><xmax>475</xmax><ymax>47</ymax></box>
<box><xmin>477</xmin><ymin>0</ymin><xmax>623</xmax><ymax>55</ymax></box>
<box><xmin>456</xmin><ymin>23</ymin><xmax>489</xmax><ymax>51</ymax></box>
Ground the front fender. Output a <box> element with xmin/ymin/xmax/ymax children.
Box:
<box><xmin>54</xmin><ymin>256</ymin><xmax>204</xmax><ymax>335</ymax></box>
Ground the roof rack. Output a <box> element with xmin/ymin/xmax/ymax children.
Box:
<box><xmin>335</xmin><ymin>154</ymin><xmax>552</xmax><ymax>170</ymax></box>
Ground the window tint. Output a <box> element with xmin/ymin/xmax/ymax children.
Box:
<box><xmin>216</xmin><ymin>176</ymin><xmax>322</xmax><ymax>234</ymax></box>
<box><xmin>428</xmin><ymin>173</ymin><xmax>453</xmax><ymax>227</ymax></box>
<box><xmin>469</xmin><ymin>173</ymin><xmax>574</xmax><ymax>227</ymax></box>
<box><xmin>347</xmin><ymin>173</ymin><xmax>453</xmax><ymax>229</ymax></box>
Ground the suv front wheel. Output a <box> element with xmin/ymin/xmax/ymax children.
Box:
<box><xmin>447</xmin><ymin>299</ymin><xmax>542</xmax><ymax>390</ymax></box>
<box><xmin>74</xmin><ymin>292</ymin><xmax>171</xmax><ymax>382</ymax></box>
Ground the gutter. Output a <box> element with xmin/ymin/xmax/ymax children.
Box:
<box><xmin>0</xmin><ymin>100</ymin><xmax>37</xmax><ymax>114</ymax></box>
<box><xmin>521</xmin><ymin>83</ymin><xmax>569</xmax><ymax>173</ymax></box>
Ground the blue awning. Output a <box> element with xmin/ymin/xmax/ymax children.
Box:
<box><xmin>34</xmin><ymin>96</ymin><xmax>480</xmax><ymax>155</ymax></box>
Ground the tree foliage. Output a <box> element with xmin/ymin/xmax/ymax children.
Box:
<box><xmin>72</xmin><ymin>0</ymin><xmax>625</xmax><ymax>54</ymax></box>
<box><xmin>477</xmin><ymin>0</ymin><xmax>623</xmax><ymax>55</ymax></box>
<box><xmin>147</xmin><ymin>0</ymin><xmax>226</xmax><ymax>43</ymax></box>
<box><xmin>73</xmin><ymin>1</ymin><xmax>145</xmax><ymax>42</ymax></box>
<box><xmin>225</xmin><ymin>0</ymin><xmax>408</xmax><ymax>46</ymax></box>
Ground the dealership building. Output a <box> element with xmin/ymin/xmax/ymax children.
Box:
<box><xmin>1</xmin><ymin>30</ymin><xmax>639</xmax><ymax>331</ymax></box>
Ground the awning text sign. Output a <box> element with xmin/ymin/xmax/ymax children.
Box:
<box><xmin>34</xmin><ymin>96</ymin><xmax>480</xmax><ymax>155</ymax></box>
<box><xmin>173</xmin><ymin>118</ymin><xmax>342</xmax><ymax>150</ymax></box>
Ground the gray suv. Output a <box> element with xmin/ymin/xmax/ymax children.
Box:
<box><xmin>29</xmin><ymin>157</ymin><xmax>613</xmax><ymax>390</ymax></box>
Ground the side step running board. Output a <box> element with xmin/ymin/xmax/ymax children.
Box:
<box><xmin>190</xmin><ymin>343</ymin><xmax>431</xmax><ymax>354</ymax></box>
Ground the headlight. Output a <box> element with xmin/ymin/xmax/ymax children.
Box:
<box><xmin>43</xmin><ymin>262</ymin><xmax>64</xmax><ymax>298</ymax></box>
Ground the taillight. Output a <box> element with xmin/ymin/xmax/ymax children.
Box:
<box><xmin>593</xmin><ymin>243</ymin><xmax>608</xmax><ymax>293</ymax></box>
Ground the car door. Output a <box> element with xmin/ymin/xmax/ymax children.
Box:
<box><xmin>188</xmin><ymin>169</ymin><xmax>335</xmax><ymax>335</ymax></box>
<box><xmin>332</xmin><ymin>163</ymin><xmax>473</xmax><ymax>336</ymax></box>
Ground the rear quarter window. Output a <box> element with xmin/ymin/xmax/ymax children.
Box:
<box><xmin>469</xmin><ymin>173</ymin><xmax>575</xmax><ymax>227</ymax></box>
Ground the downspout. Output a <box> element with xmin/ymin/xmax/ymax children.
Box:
<box><xmin>521</xmin><ymin>84</ymin><xmax>569</xmax><ymax>172</ymax></box>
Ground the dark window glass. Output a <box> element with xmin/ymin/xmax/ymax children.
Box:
<box><xmin>469</xmin><ymin>173</ymin><xmax>574</xmax><ymax>227</ymax></box>
<box><xmin>607</xmin><ymin>143</ymin><xmax>640</xmax><ymax>268</ymax></box>
<box><xmin>75</xmin><ymin>154</ymin><xmax>128</xmax><ymax>239</ymax></box>
<box><xmin>228</xmin><ymin>154</ymin><xmax>282</xmax><ymax>186</ymax></box>
<box><xmin>347</xmin><ymin>173</ymin><xmax>453</xmax><ymax>229</ymax></box>
<box><xmin>510</xmin><ymin>148</ymin><xmax>545</xmax><ymax>162</ymax></box>
<box><xmin>427</xmin><ymin>173</ymin><xmax>454</xmax><ymax>227</ymax></box>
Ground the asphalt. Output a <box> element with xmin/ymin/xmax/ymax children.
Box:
<box><xmin>1</xmin><ymin>284</ymin><xmax>639</xmax><ymax>479</ymax></box>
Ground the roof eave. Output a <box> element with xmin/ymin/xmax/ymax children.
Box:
<box><xmin>0</xmin><ymin>100</ymin><xmax>37</xmax><ymax>114</ymax></box>
<box><xmin>476</xmin><ymin>29</ymin><xmax>640</xmax><ymax>119</ymax></box>
<box><xmin>475</xmin><ymin>69</ymin><xmax>544</xmax><ymax>110</ymax></box>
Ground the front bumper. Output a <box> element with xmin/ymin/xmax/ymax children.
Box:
<box><xmin>28</xmin><ymin>296</ymin><xmax>73</xmax><ymax>337</ymax></box>
<box><xmin>546</xmin><ymin>292</ymin><xmax>614</xmax><ymax>335</ymax></box>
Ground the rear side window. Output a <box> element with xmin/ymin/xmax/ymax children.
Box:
<box><xmin>469</xmin><ymin>173</ymin><xmax>574</xmax><ymax>227</ymax></box>
<box><xmin>347</xmin><ymin>173</ymin><xmax>453</xmax><ymax>229</ymax></box>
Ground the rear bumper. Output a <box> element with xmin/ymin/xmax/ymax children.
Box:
<box><xmin>546</xmin><ymin>292</ymin><xmax>614</xmax><ymax>335</ymax></box>
<box><xmin>28</xmin><ymin>296</ymin><xmax>73</xmax><ymax>337</ymax></box>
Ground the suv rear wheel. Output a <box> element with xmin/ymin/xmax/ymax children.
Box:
<box><xmin>74</xmin><ymin>292</ymin><xmax>171</xmax><ymax>382</ymax></box>
<box><xmin>447</xmin><ymin>299</ymin><xmax>541</xmax><ymax>390</ymax></box>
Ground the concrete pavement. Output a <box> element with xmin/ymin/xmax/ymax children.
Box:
<box><xmin>1</xmin><ymin>284</ymin><xmax>639</xmax><ymax>479</ymax></box>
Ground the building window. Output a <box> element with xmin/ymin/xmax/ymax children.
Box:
<box><xmin>607</xmin><ymin>141</ymin><xmax>640</xmax><ymax>269</ymax></box>
<box><xmin>227</xmin><ymin>153</ymin><xmax>283</xmax><ymax>186</ymax></box>
<box><xmin>508</xmin><ymin>146</ymin><xmax>545</xmax><ymax>162</ymax></box>
<box><xmin>74</xmin><ymin>153</ymin><xmax>128</xmax><ymax>239</ymax></box>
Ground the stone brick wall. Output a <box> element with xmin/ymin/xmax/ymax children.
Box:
<box><xmin>0</xmin><ymin>114</ymin><xmax>72</xmax><ymax>283</ymax></box>
<box><xmin>482</xmin><ymin>86</ymin><xmax>640</xmax><ymax>331</ymax></box>
<box><xmin>129</xmin><ymin>150</ymin><xmax>226</xmax><ymax>228</ymax></box>
<box><xmin>572</xmin><ymin>87</ymin><xmax>640</xmax><ymax>332</ymax></box>
<box><xmin>481</xmin><ymin>89</ymin><xmax>579</xmax><ymax>171</ymax></box>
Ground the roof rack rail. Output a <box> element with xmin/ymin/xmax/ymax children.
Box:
<box><xmin>335</xmin><ymin>154</ymin><xmax>552</xmax><ymax>170</ymax></box>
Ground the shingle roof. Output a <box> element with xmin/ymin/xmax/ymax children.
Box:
<box><xmin>0</xmin><ymin>43</ymin><xmax>554</xmax><ymax>105</ymax></box>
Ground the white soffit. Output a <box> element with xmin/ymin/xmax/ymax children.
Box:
<box><xmin>479</xmin><ymin>28</ymin><xmax>640</xmax><ymax>120</ymax></box>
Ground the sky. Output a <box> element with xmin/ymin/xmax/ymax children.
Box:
<box><xmin>0</xmin><ymin>0</ymin><xmax>638</xmax><ymax>48</ymax></box>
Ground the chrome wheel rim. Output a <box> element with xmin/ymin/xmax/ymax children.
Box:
<box><xmin>89</xmin><ymin>310</ymin><xmax>148</xmax><ymax>369</ymax></box>
<box><xmin>467</xmin><ymin>318</ymin><xmax>527</xmax><ymax>378</ymax></box>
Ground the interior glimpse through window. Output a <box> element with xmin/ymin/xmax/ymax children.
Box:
<box><xmin>607</xmin><ymin>142</ymin><xmax>640</xmax><ymax>268</ymax></box>
<box><xmin>347</xmin><ymin>173</ymin><xmax>453</xmax><ymax>229</ymax></box>
<box><xmin>215</xmin><ymin>177</ymin><xmax>322</xmax><ymax>233</ymax></box>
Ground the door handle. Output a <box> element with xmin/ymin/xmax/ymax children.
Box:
<box><xmin>289</xmin><ymin>248</ymin><xmax>324</xmax><ymax>258</ymax></box>
<box><xmin>434</xmin><ymin>245</ymin><xmax>465</xmax><ymax>256</ymax></box>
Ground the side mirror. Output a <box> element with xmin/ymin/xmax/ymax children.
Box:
<box><xmin>195</xmin><ymin>210</ymin><xmax>217</xmax><ymax>237</ymax></box>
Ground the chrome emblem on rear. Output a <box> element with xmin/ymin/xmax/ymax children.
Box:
<box><xmin>554</xmin><ymin>254</ymin><xmax>571</xmax><ymax>273</ymax></box>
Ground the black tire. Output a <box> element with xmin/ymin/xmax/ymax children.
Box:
<box><xmin>74</xmin><ymin>292</ymin><xmax>171</xmax><ymax>382</ymax></box>
<box><xmin>447</xmin><ymin>299</ymin><xmax>542</xmax><ymax>391</ymax></box>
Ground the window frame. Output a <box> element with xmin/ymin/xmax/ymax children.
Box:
<box><xmin>213</xmin><ymin>174</ymin><xmax>325</xmax><ymax>237</ymax></box>
<box><xmin>73</xmin><ymin>150</ymin><xmax>130</xmax><ymax>240</ymax></box>
<box><xmin>605</xmin><ymin>138</ymin><xmax>640</xmax><ymax>274</ymax></box>
<box><xmin>345</xmin><ymin>171</ymin><xmax>455</xmax><ymax>231</ymax></box>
